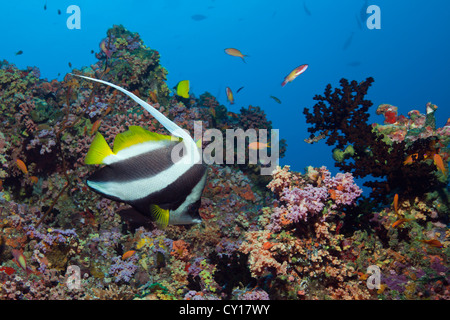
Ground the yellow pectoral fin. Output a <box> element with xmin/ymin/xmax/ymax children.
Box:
<box><xmin>149</xmin><ymin>204</ymin><xmax>170</xmax><ymax>229</ymax></box>
<box><xmin>85</xmin><ymin>133</ymin><xmax>114</xmax><ymax>164</ymax></box>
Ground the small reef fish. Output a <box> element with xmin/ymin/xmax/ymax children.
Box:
<box><xmin>16</xmin><ymin>159</ymin><xmax>28</xmax><ymax>174</ymax></box>
<box><xmin>155</xmin><ymin>251</ymin><xmax>166</xmax><ymax>269</ymax></box>
<box><xmin>191</xmin><ymin>14</ymin><xmax>207</xmax><ymax>21</ymax></box>
<box><xmin>29</xmin><ymin>176</ymin><xmax>39</xmax><ymax>184</ymax></box>
<box><xmin>236</xmin><ymin>86</ymin><xmax>244</xmax><ymax>94</ymax></box>
<box><xmin>343</xmin><ymin>32</ymin><xmax>354</xmax><ymax>51</ymax></box>
<box><xmin>303</xmin><ymin>1</ymin><xmax>312</xmax><ymax>16</ymax></box>
<box><xmin>15</xmin><ymin>50</ymin><xmax>23</xmax><ymax>56</ymax></box>
<box><xmin>433</xmin><ymin>154</ymin><xmax>446</xmax><ymax>174</ymax></box>
<box><xmin>418</xmin><ymin>239</ymin><xmax>443</xmax><ymax>248</ymax></box>
<box><xmin>392</xmin><ymin>218</ymin><xmax>413</xmax><ymax>228</ymax></box>
<box><xmin>227</xmin><ymin>111</ymin><xmax>238</xmax><ymax>119</ymax></box>
<box><xmin>224</xmin><ymin>48</ymin><xmax>247</xmax><ymax>63</ymax></box>
<box><xmin>149</xmin><ymin>90</ymin><xmax>158</xmax><ymax>104</ymax></box>
<box><xmin>355</xmin><ymin>14</ymin><xmax>362</xmax><ymax>30</ymax></box>
<box><xmin>403</xmin><ymin>153</ymin><xmax>419</xmax><ymax>165</ymax></box>
<box><xmin>270</xmin><ymin>96</ymin><xmax>281</xmax><ymax>104</ymax></box>
<box><xmin>73</xmin><ymin>74</ymin><xmax>207</xmax><ymax>228</ymax></box>
<box><xmin>12</xmin><ymin>249</ymin><xmax>31</xmax><ymax>276</ymax></box>
<box><xmin>100</xmin><ymin>39</ymin><xmax>112</xmax><ymax>58</ymax></box>
<box><xmin>347</xmin><ymin>61</ymin><xmax>361</xmax><ymax>67</ymax></box>
<box><xmin>281</xmin><ymin>64</ymin><xmax>308</xmax><ymax>87</ymax></box>
<box><xmin>122</xmin><ymin>250</ymin><xmax>136</xmax><ymax>260</ymax></box>
<box><xmin>226</xmin><ymin>87</ymin><xmax>234</xmax><ymax>104</ymax></box>
<box><xmin>90</xmin><ymin>119</ymin><xmax>102</xmax><ymax>135</ymax></box>
<box><xmin>393</xmin><ymin>193</ymin><xmax>399</xmax><ymax>214</ymax></box>
<box><xmin>176</xmin><ymin>80</ymin><xmax>190</xmax><ymax>99</ymax></box>
<box><xmin>248</xmin><ymin>142</ymin><xmax>270</xmax><ymax>150</ymax></box>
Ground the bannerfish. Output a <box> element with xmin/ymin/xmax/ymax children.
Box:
<box><xmin>281</xmin><ymin>64</ymin><xmax>308</xmax><ymax>87</ymax></box>
<box><xmin>224</xmin><ymin>48</ymin><xmax>247</xmax><ymax>63</ymax></box>
<box><xmin>73</xmin><ymin>74</ymin><xmax>207</xmax><ymax>228</ymax></box>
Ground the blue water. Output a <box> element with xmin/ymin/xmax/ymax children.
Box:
<box><xmin>2</xmin><ymin>0</ymin><xmax>449</xmax><ymax>178</ymax></box>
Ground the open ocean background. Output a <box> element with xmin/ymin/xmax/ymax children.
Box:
<box><xmin>1</xmin><ymin>0</ymin><xmax>449</xmax><ymax>181</ymax></box>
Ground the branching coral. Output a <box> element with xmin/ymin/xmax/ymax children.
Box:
<box><xmin>239</xmin><ymin>165</ymin><xmax>364</xmax><ymax>299</ymax></box>
<box><xmin>303</xmin><ymin>78</ymin><xmax>449</xmax><ymax>203</ymax></box>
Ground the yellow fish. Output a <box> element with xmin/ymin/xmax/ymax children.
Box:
<box><xmin>226</xmin><ymin>87</ymin><xmax>234</xmax><ymax>104</ymax></box>
<box><xmin>176</xmin><ymin>80</ymin><xmax>190</xmax><ymax>98</ymax></box>
<box><xmin>224</xmin><ymin>48</ymin><xmax>247</xmax><ymax>63</ymax></box>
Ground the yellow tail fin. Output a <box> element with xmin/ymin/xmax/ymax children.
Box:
<box><xmin>84</xmin><ymin>133</ymin><xmax>114</xmax><ymax>164</ymax></box>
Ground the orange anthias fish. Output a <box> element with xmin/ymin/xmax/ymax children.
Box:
<box><xmin>226</xmin><ymin>87</ymin><xmax>234</xmax><ymax>104</ymax></box>
<box><xmin>148</xmin><ymin>90</ymin><xmax>158</xmax><ymax>104</ymax></box>
<box><xmin>393</xmin><ymin>193</ymin><xmax>399</xmax><ymax>214</ymax></box>
<box><xmin>392</xmin><ymin>218</ymin><xmax>413</xmax><ymax>228</ymax></box>
<box><xmin>16</xmin><ymin>159</ymin><xmax>28</xmax><ymax>174</ymax></box>
<box><xmin>403</xmin><ymin>153</ymin><xmax>418</xmax><ymax>165</ymax></box>
<box><xmin>418</xmin><ymin>239</ymin><xmax>443</xmax><ymax>248</ymax></box>
<box><xmin>224</xmin><ymin>48</ymin><xmax>247</xmax><ymax>63</ymax></box>
<box><xmin>29</xmin><ymin>176</ymin><xmax>39</xmax><ymax>184</ymax></box>
<box><xmin>433</xmin><ymin>154</ymin><xmax>447</xmax><ymax>174</ymax></box>
<box><xmin>90</xmin><ymin>119</ymin><xmax>102</xmax><ymax>135</ymax></box>
<box><xmin>122</xmin><ymin>250</ymin><xmax>136</xmax><ymax>260</ymax></box>
<box><xmin>281</xmin><ymin>64</ymin><xmax>308</xmax><ymax>87</ymax></box>
<box><xmin>248</xmin><ymin>141</ymin><xmax>270</xmax><ymax>150</ymax></box>
<box><xmin>100</xmin><ymin>39</ymin><xmax>112</xmax><ymax>58</ymax></box>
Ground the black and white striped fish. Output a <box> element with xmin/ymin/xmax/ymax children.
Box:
<box><xmin>74</xmin><ymin>75</ymin><xmax>207</xmax><ymax>228</ymax></box>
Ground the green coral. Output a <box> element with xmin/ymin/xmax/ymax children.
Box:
<box><xmin>332</xmin><ymin>145</ymin><xmax>355</xmax><ymax>162</ymax></box>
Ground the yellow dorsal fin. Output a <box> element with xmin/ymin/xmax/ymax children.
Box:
<box><xmin>149</xmin><ymin>204</ymin><xmax>170</xmax><ymax>229</ymax></box>
<box><xmin>85</xmin><ymin>133</ymin><xmax>114</xmax><ymax>164</ymax></box>
<box><xmin>113</xmin><ymin>126</ymin><xmax>179</xmax><ymax>153</ymax></box>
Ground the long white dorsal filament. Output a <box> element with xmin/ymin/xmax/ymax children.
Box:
<box><xmin>72</xmin><ymin>74</ymin><xmax>200</xmax><ymax>163</ymax></box>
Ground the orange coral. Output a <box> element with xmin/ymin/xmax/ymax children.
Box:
<box><xmin>170</xmin><ymin>239</ymin><xmax>190</xmax><ymax>261</ymax></box>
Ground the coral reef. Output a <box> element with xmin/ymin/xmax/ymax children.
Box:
<box><xmin>303</xmin><ymin>78</ymin><xmax>449</xmax><ymax>204</ymax></box>
<box><xmin>0</xmin><ymin>25</ymin><xmax>448</xmax><ymax>301</ymax></box>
